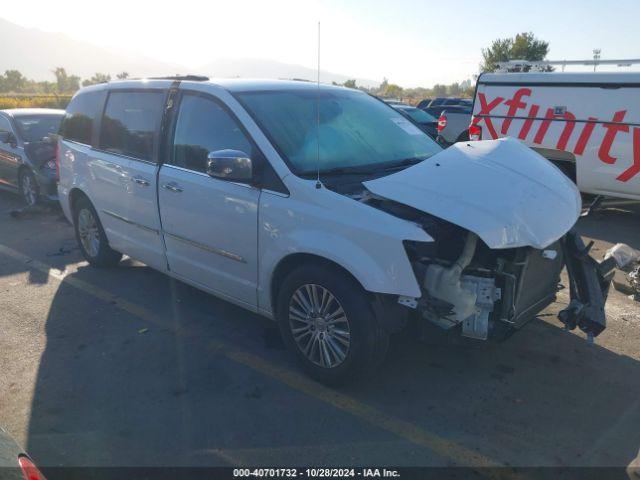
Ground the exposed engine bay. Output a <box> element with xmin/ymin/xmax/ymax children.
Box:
<box><xmin>330</xmin><ymin>178</ymin><xmax>616</xmax><ymax>342</ymax></box>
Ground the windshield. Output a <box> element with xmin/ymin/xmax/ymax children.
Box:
<box><xmin>400</xmin><ymin>107</ymin><xmax>437</xmax><ymax>123</ymax></box>
<box><xmin>236</xmin><ymin>89</ymin><xmax>441</xmax><ymax>175</ymax></box>
<box><xmin>15</xmin><ymin>115</ymin><xmax>63</xmax><ymax>142</ymax></box>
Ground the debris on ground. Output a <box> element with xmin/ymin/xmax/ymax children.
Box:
<box><xmin>605</xmin><ymin>244</ymin><xmax>640</xmax><ymax>299</ymax></box>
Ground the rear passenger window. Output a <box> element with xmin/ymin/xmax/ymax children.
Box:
<box><xmin>171</xmin><ymin>94</ymin><xmax>254</xmax><ymax>173</ymax></box>
<box><xmin>99</xmin><ymin>91</ymin><xmax>164</xmax><ymax>162</ymax></box>
<box><xmin>59</xmin><ymin>90</ymin><xmax>102</xmax><ymax>144</ymax></box>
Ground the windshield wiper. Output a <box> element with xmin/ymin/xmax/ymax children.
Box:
<box><xmin>376</xmin><ymin>156</ymin><xmax>428</xmax><ymax>172</ymax></box>
<box><xmin>299</xmin><ymin>157</ymin><xmax>428</xmax><ymax>178</ymax></box>
<box><xmin>300</xmin><ymin>165</ymin><xmax>375</xmax><ymax>177</ymax></box>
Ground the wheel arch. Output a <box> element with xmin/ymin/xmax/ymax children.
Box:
<box><xmin>270</xmin><ymin>253</ymin><xmax>366</xmax><ymax>317</ymax></box>
<box><xmin>68</xmin><ymin>187</ymin><xmax>90</xmax><ymax>215</ymax></box>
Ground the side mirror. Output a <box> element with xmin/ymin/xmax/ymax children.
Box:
<box><xmin>206</xmin><ymin>150</ymin><xmax>253</xmax><ymax>182</ymax></box>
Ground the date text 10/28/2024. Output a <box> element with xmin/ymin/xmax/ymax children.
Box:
<box><xmin>233</xmin><ymin>468</ymin><xmax>400</xmax><ymax>478</ymax></box>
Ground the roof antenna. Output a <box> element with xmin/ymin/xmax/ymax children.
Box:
<box><xmin>315</xmin><ymin>21</ymin><xmax>322</xmax><ymax>189</ymax></box>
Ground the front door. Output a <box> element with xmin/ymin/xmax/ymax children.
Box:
<box><xmin>158</xmin><ymin>92</ymin><xmax>260</xmax><ymax>308</ymax></box>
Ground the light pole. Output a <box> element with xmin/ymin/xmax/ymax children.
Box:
<box><xmin>593</xmin><ymin>49</ymin><xmax>601</xmax><ymax>72</ymax></box>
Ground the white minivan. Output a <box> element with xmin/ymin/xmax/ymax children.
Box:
<box><xmin>470</xmin><ymin>72</ymin><xmax>640</xmax><ymax>201</ymax></box>
<box><xmin>58</xmin><ymin>77</ymin><xmax>614</xmax><ymax>383</ymax></box>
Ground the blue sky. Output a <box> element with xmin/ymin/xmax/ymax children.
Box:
<box><xmin>4</xmin><ymin>0</ymin><xmax>640</xmax><ymax>87</ymax></box>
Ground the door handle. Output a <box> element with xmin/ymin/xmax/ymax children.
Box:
<box><xmin>162</xmin><ymin>182</ymin><xmax>183</xmax><ymax>193</ymax></box>
<box><xmin>132</xmin><ymin>176</ymin><xmax>150</xmax><ymax>186</ymax></box>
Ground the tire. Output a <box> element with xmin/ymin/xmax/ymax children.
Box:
<box><xmin>73</xmin><ymin>196</ymin><xmax>122</xmax><ymax>267</ymax></box>
<box><xmin>19</xmin><ymin>168</ymin><xmax>39</xmax><ymax>206</ymax></box>
<box><xmin>276</xmin><ymin>263</ymin><xmax>389</xmax><ymax>385</ymax></box>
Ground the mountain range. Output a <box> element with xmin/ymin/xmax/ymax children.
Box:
<box><xmin>0</xmin><ymin>18</ymin><xmax>378</xmax><ymax>87</ymax></box>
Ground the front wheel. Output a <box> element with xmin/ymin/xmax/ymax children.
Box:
<box><xmin>277</xmin><ymin>263</ymin><xmax>388</xmax><ymax>384</ymax></box>
<box><xmin>73</xmin><ymin>196</ymin><xmax>122</xmax><ymax>267</ymax></box>
<box><xmin>19</xmin><ymin>169</ymin><xmax>39</xmax><ymax>206</ymax></box>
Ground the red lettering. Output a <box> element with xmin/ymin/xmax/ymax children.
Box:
<box><xmin>617</xmin><ymin>127</ymin><xmax>640</xmax><ymax>182</ymax></box>
<box><xmin>556</xmin><ymin>111</ymin><xmax>576</xmax><ymax>151</ymax></box>
<box><xmin>476</xmin><ymin>93</ymin><xmax>504</xmax><ymax>139</ymax></box>
<box><xmin>598</xmin><ymin>110</ymin><xmax>629</xmax><ymax>164</ymax></box>
<box><xmin>533</xmin><ymin>108</ymin><xmax>556</xmax><ymax>145</ymax></box>
<box><xmin>518</xmin><ymin>104</ymin><xmax>540</xmax><ymax>140</ymax></box>
<box><xmin>573</xmin><ymin>118</ymin><xmax>597</xmax><ymax>156</ymax></box>
<box><xmin>501</xmin><ymin>88</ymin><xmax>531</xmax><ymax>135</ymax></box>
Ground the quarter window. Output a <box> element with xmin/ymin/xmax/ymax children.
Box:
<box><xmin>100</xmin><ymin>91</ymin><xmax>164</xmax><ymax>162</ymax></box>
<box><xmin>59</xmin><ymin>90</ymin><xmax>102</xmax><ymax>145</ymax></box>
<box><xmin>172</xmin><ymin>94</ymin><xmax>254</xmax><ymax>173</ymax></box>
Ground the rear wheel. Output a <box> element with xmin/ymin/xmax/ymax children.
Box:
<box><xmin>73</xmin><ymin>196</ymin><xmax>122</xmax><ymax>267</ymax></box>
<box><xmin>277</xmin><ymin>263</ymin><xmax>388</xmax><ymax>384</ymax></box>
<box><xmin>19</xmin><ymin>169</ymin><xmax>39</xmax><ymax>206</ymax></box>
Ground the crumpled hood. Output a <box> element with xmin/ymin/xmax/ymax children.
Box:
<box><xmin>364</xmin><ymin>138</ymin><xmax>581</xmax><ymax>249</ymax></box>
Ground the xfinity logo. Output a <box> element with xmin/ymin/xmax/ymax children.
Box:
<box><xmin>473</xmin><ymin>88</ymin><xmax>640</xmax><ymax>182</ymax></box>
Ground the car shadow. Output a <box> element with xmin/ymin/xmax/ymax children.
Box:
<box><xmin>0</xmin><ymin>191</ymin><xmax>79</xmax><ymax>285</ymax></box>
<box><xmin>23</xmin><ymin>262</ymin><xmax>640</xmax><ymax>476</ymax></box>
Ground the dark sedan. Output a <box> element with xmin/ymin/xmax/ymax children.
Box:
<box><xmin>0</xmin><ymin>109</ymin><xmax>64</xmax><ymax>206</ymax></box>
<box><xmin>392</xmin><ymin>104</ymin><xmax>439</xmax><ymax>139</ymax></box>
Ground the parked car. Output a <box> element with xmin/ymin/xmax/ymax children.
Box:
<box><xmin>416</xmin><ymin>98</ymin><xmax>433</xmax><ymax>109</ymax></box>
<box><xmin>426</xmin><ymin>97</ymin><xmax>471</xmax><ymax>108</ymax></box>
<box><xmin>469</xmin><ymin>71</ymin><xmax>640</xmax><ymax>201</ymax></box>
<box><xmin>436</xmin><ymin>106</ymin><xmax>473</xmax><ymax>145</ymax></box>
<box><xmin>383</xmin><ymin>99</ymin><xmax>407</xmax><ymax>106</ymax></box>
<box><xmin>0</xmin><ymin>109</ymin><xmax>64</xmax><ymax>206</ymax></box>
<box><xmin>58</xmin><ymin>78</ymin><xmax>613</xmax><ymax>384</ymax></box>
<box><xmin>391</xmin><ymin>104</ymin><xmax>438</xmax><ymax>139</ymax></box>
<box><xmin>0</xmin><ymin>426</ymin><xmax>46</xmax><ymax>480</ymax></box>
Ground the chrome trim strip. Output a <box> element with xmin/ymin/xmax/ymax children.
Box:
<box><xmin>91</xmin><ymin>147</ymin><xmax>157</xmax><ymax>165</ymax></box>
<box><xmin>101</xmin><ymin>210</ymin><xmax>159</xmax><ymax>235</ymax></box>
<box><xmin>164</xmin><ymin>231</ymin><xmax>246</xmax><ymax>263</ymax></box>
<box><xmin>161</xmin><ymin>163</ymin><xmax>256</xmax><ymax>189</ymax></box>
<box><xmin>163</xmin><ymin>163</ymin><xmax>209</xmax><ymax>177</ymax></box>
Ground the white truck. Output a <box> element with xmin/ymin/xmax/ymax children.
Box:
<box><xmin>469</xmin><ymin>72</ymin><xmax>640</xmax><ymax>201</ymax></box>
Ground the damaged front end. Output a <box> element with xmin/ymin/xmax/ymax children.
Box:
<box><xmin>356</xmin><ymin>138</ymin><xmax>616</xmax><ymax>342</ymax></box>
<box><xmin>403</xmin><ymin>225</ymin><xmax>615</xmax><ymax>342</ymax></box>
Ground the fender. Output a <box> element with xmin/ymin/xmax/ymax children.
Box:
<box><xmin>256</xmin><ymin>189</ymin><xmax>433</xmax><ymax>316</ymax></box>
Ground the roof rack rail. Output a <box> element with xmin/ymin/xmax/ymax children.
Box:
<box><xmin>496</xmin><ymin>59</ymin><xmax>640</xmax><ymax>72</ymax></box>
<box><xmin>146</xmin><ymin>75</ymin><xmax>210</xmax><ymax>81</ymax></box>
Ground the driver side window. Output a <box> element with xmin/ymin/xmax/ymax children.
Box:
<box><xmin>0</xmin><ymin>116</ymin><xmax>13</xmax><ymax>134</ymax></box>
<box><xmin>172</xmin><ymin>94</ymin><xmax>254</xmax><ymax>174</ymax></box>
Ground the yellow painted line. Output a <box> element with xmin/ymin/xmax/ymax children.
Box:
<box><xmin>0</xmin><ymin>243</ymin><xmax>517</xmax><ymax>475</ymax></box>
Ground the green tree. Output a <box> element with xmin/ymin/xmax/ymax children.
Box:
<box><xmin>343</xmin><ymin>79</ymin><xmax>356</xmax><ymax>89</ymax></box>
<box><xmin>447</xmin><ymin>82</ymin><xmax>462</xmax><ymax>96</ymax></box>
<box><xmin>432</xmin><ymin>84</ymin><xmax>447</xmax><ymax>97</ymax></box>
<box><xmin>82</xmin><ymin>72</ymin><xmax>111</xmax><ymax>87</ymax></box>
<box><xmin>383</xmin><ymin>83</ymin><xmax>403</xmax><ymax>98</ymax></box>
<box><xmin>116</xmin><ymin>72</ymin><xmax>129</xmax><ymax>80</ymax></box>
<box><xmin>1</xmin><ymin>70</ymin><xmax>27</xmax><ymax>92</ymax></box>
<box><xmin>53</xmin><ymin>67</ymin><xmax>81</xmax><ymax>92</ymax></box>
<box><xmin>480</xmin><ymin>32</ymin><xmax>550</xmax><ymax>72</ymax></box>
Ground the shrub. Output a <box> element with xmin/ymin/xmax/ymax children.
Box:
<box><xmin>0</xmin><ymin>94</ymin><xmax>72</xmax><ymax>109</ymax></box>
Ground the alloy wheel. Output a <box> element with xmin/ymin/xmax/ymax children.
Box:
<box><xmin>77</xmin><ymin>208</ymin><xmax>100</xmax><ymax>258</ymax></box>
<box><xmin>288</xmin><ymin>284</ymin><xmax>351</xmax><ymax>368</ymax></box>
<box><xmin>21</xmin><ymin>173</ymin><xmax>37</xmax><ymax>206</ymax></box>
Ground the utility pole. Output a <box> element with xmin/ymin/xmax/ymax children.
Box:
<box><xmin>593</xmin><ymin>49</ymin><xmax>601</xmax><ymax>72</ymax></box>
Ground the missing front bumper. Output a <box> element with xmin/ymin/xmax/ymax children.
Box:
<box><xmin>413</xmin><ymin>231</ymin><xmax>614</xmax><ymax>342</ymax></box>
